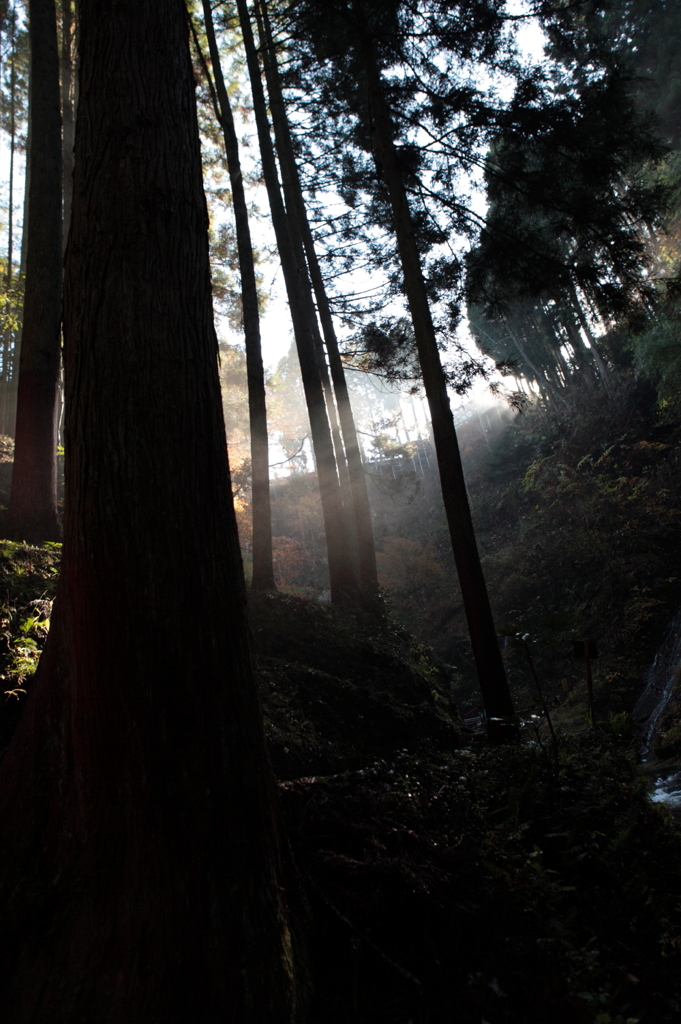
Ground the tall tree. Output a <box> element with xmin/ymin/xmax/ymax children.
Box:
<box><xmin>0</xmin><ymin>0</ymin><xmax>303</xmax><ymax>1019</ymax></box>
<box><xmin>465</xmin><ymin>67</ymin><xmax>666</xmax><ymax>332</ymax></box>
<box><xmin>255</xmin><ymin>0</ymin><xmax>379</xmax><ymax>600</ymax></box>
<box><xmin>59</xmin><ymin>0</ymin><xmax>75</xmax><ymax>249</ymax></box>
<box><xmin>284</xmin><ymin>0</ymin><xmax>517</xmax><ymax>738</ymax></box>
<box><xmin>0</xmin><ymin>1</ymin><xmax>29</xmax><ymax>437</ymax></box>
<box><xmin>359</xmin><ymin>23</ymin><xmax>516</xmax><ymax>740</ymax></box>
<box><xmin>236</xmin><ymin>0</ymin><xmax>359</xmax><ymax>604</ymax></box>
<box><xmin>195</xmin><ymin>0</ymin><xmax>276</xmax><ymax>592</ymax></box>
<box><xmin>3</xmin><ymin>0</ymin><xmax>62</xmax><ymax>541</ymax></box>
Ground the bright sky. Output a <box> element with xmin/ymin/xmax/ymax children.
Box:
<box><xmin>1</xmin><ymin>0</ymin><xmax>548</xmax><ymax>422</ymax></box>
<box><xmin>222</xmin><ymin>0</ymin><xmax>549</xmax><ymax>396</ymax></box>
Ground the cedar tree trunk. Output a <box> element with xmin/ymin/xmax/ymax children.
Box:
<box><xmin>253</xmin><ymin>0</ymin><xmax>356</xmax><ymax>558</ymax></box>
<box><xmin>60</xmin><ymin>0</ymin><xmax>75</xmax><ymax>252</ymax></box>
<box><xmin>361</xmin><ymin>35</ymin><xmax>516</xmax><ymax>742</ymax></box>
<box><xmin>256</xmin><ymin>0</ymin><xmax>379</xmax><ymax>600</ymax></box>
<box><xmin>199</xmin><ymin>0</ymin><xmax>276</xmax><ymax>592</ymax></box>
<box><xmin>0</xmin><ymin>1</ymin><xmax>304</xmax><ymax>1020</ymax></box>
<box><xmin>4</xmin><ymin>0</ymin><xmax>62</xmax><ymax>542</ymax></box>
<box><xmin>237</xmin><ymin>0</ymin><xmax>359</xmax><ymax>604</ymax></box>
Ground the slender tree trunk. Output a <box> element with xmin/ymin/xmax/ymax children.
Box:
<box><xmin>360</xmin><ymin>34</ymin><xmax>515</xmax><ymax>741</ymax></box>
<box><xmin>197</xmin><ymin>1</ymin><xmax>276</xmax><ymax>592</ymax></box>
<box><xmin>253</xmin><ymin>0</ymin><xmax>355</xmax><ymax>567</ymax></box>
<box><xmin>237</xmin><ymin>0</ymin><xmax>359</xmax><ymax>604</ymax></box>
<box><xmin>4</xmin><ymin>0</ymin><xmax>62</xmax><ymax>542</ymax></box>
<box><xmin>256</xmin><ymin>0</ymin><xmax>379</xmax><ymax>599</ymax></box>
<box><xmin>5</xmin><ymin>89</ymin><xmax>34</xmax><ymax>439</ymax></box>
<box><xmin>0</xmin><ymin>1</ymin><xmax>304</xmax><ymax>1019</ymax></box>
<box><xmin>532</xmin><ymin>308</ymin><xmax>572</xmax><ymax>388</ymax></box>
<box><xmin>570</xmin><ymin>286</ymin><xmax>612</xmax><ymax>391</ymax></box>
<box><xmin>1</xmin><ymin>4</ymin><xmax>18</xmax><ymax>436</ymax></box>
<box><xmin>560</xmin><ymin>304</ymin><xmax>601</xmax><ymax>384</ymax></box>
<box><xmin>509</xmin><ymin>320</ymin><xmax>567</xmax><ymax>412</ymax></box>
<box><xmin>6</xmin><ymin>2</ymin><xmax>16</xmax><ymax>290</ymax></box>
<box><xmin>60</xmin><ymin>0</ymin><xmax>75</xmax><ymax>253</ymax></box>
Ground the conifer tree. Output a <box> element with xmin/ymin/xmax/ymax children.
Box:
<box><xmin>4</xmin><ymin>0</ymin><xmax>62</xmax><ymax>542</ymax></box>
<box><xmin>236</xmin><ymin>0</ymin><xmax>360</xmax><ymax>604</ymax></box>
<box><xmin>0</xmin><ymin>2</ymin><xmax>29</xmax><ymax>437</ymax></box>
<box><xmin>195</xmin><ymin>0</ymin><xmax>276</xmax><ymax>592</ymax></box>
<box><xmin>0</xmin><ymin>1</ymin><xmax>303</xmax><ymax>1017</ymax></box>
<box><xmin>255</xmin><ymin>0</ymin><xmax>379</xmax><ymax>599</ymax></box>
<box><xmin>283</xmin><ymin>0</ymin><xmax>517</xmax><ymax>738</ymax></box>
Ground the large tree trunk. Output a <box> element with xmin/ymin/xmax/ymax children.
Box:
<box><xmin>360</xmin><ymin>34</ymin><xmax>516</xmax><ymax>742</ymax></box>
<box><xmin>198</xmin><ymin>0</ymin><xmax>276</xmax><ymax>593</ymax></box>
<box><xmin>256</xmin><ymin>0</ymin><xmax>379</xmax><ymax>601</ymax></box>
<box><xmin>4</xmin><ymin>0</ymin><xmax>62</xmax><ymax>542</ymax></box>
<box><xmin>0</xmin><ymin>2</ymin><xmax>304</xmax><ymax>1020</ymax></box>
<box><xmin>237</xmin><ymin>0</ymin><xmax>359</xmax><ymax>604</ymax></box>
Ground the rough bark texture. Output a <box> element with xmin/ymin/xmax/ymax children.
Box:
<box><xmin>0</xmin><ymin>2</ymin><xmax>304</xmax><ymax>1020</ymax></box>
<box><xmin>4</xmin><ymin>0</ymin><xmax>62</xmax><ymax>542</ymax></box>
<box><xmin>199</xmin><ymin>0</ymin><xmax>276</xmax><ymax>592</ymax></box>
<box><xmin>237</xmin><ymin>0</ymin><xmax>359</xmax><ymax>604</ymax></box>
<box><xmin>257</xmin><ymin>0</ymin><xmax>379</xmax><ymax>600</ymax></box>
<box><xmin>361</xmin><ymin>35</ymin><xmax>516</xmax><ymax>742</ymax></box>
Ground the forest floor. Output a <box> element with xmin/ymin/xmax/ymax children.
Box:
<box><xmin>1</xmin><ymin>542</ymin><xmax>680</xmax><ymax>1023</ymax></box>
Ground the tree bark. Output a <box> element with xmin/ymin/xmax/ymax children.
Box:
<box><xmin>59</xmin><ymin>0</ymin><xmax>75</xmax><ymax>252</ymax></box>
<box><xmin>256</xmin><ymin>0</ymin><xmax>379</xmax><ymax>600</ymax></box>
<box><xmin>1</xmin><ymin>2</ymin><xmax>19</xmax><ymax>437</ymax></box>
<box><xmin>5</xmin><ymin>0</ymin><xmax>17</xmax><ymax>290</ymax></box>
<box><xmin>360</xmin><ymin>32</ymin><xmax>516</xmax><ymax>741</ymax></box>
<box><xmin>0</xmin><ymin>1</ymin><xmax>304</xmax><ymax>1020</ymax></box>
<box><xmin>4</xmin><ymin>0</ymin><xmax>62</xmax><ymax>542</ymax></box>
<box><xmin>197</xmin><ymin>1</ymin><xmax>276</xmax><ymax>592</ymax></box>
<box><xmin>237</xmin><ymin>0</ymin><xmax>359</xmax><ymax>604</ymax></box>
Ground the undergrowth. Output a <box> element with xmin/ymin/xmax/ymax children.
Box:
<box><xmin>0</xmin><ymin>540</ymin><xmax>60</xmax><ymax>751</ymax></box>
<box><xmin>453</xmin><ymin>380</ymin><xmax>681</xmax><ymax>732</ymax></box>
<box><xmin>0</xmin><ymin>545</ymin><xmax>679</xmax><ymax>1022</ymax></box>
<box><xmin>283</xmin><ymin>732</ymin><xmax>681</xmax><ymax>1023</ymax></box>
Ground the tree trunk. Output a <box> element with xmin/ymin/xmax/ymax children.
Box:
<box><xmin>508</xmin><ymin>318</ymin><xmax>568</xmax><ymax>412</ymax></box>
<box><xmin>532</xmin><ymin>307</ymin><xmax>572</xmax><ymax>388</ymax></box>
<box><xmin>5</xmin><ymin>1</ymin><xmax>16</xmax><ymax>291</ymax></box>
<box><xmin>256</xmin><ymin>0</ymin><xmax>379</xmax><ymax>600</ymax></box>
<box><xmin>570</xmin><ymin>286</ymin><xmax>612</xmax><ymax>392</ymax></box>
<box><xmin>237</xmin><ymin>0</ymin><xmax>359</xmax><ymax>604</ymax></box>
<box><xmin>253</xmin><ymin>0</ymin><xmax>356</xmax><ymax>567</ymax></box>
<box><xmin>0</xmin><ymin>2</ymin><xmax>304</xmax><ymax>1020</ymax></box>
<box><xmin>560</xmin><ymin>303</ymin><xmax>601</xmax><ymax>384</ymax></box>
<box><xmin>1</xmin><ymin>3</ymin><xmax>18</xmax><ymax>437</ymax></box>
<box><xmin>197</xmin><ymin>1</ymin><xmax>276</xmax><ymax>592</ymax></box>
<box><xmin>360</xmin><ymin>33</ymin><xmax>516</xmax><ymax>741</ymax></box>
<box><xmin>4</xmin><ymin>0</ymin><xmax>62</xmax><ymax>542</ymax></box>
<box><xmin>59</xmin><ymin>0</ymin><xmax>75</xmax><ymax>252</ymax></box>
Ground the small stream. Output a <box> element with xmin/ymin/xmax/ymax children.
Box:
<box><xmin>634</xmin><ymin>609</ymin><xmax>681</xmax><ymax>807</ymax></box>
